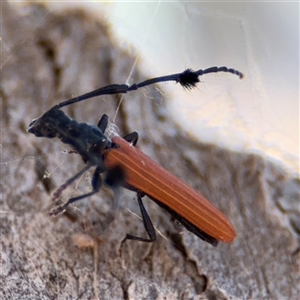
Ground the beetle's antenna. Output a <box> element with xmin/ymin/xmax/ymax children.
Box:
<box><xmin>128</xmin><ymin>66</ymin><xmax>243</xmax><ymax>91</ymax></box>
<box><xmin>57</xmin><ymin>66</ymin><xmax>243</xmax><ymax>109</ymax></box>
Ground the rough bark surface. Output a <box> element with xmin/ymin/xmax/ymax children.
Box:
<box><xmin>1</xmin><ymin>3</ymin><xmax>299</xmax><ymax>299</ymax></box>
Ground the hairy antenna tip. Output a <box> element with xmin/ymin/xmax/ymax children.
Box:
<box><xmin>178</xmin><ymin>69</ymin><xmax>200</xmax><ymax>90</ymax></box>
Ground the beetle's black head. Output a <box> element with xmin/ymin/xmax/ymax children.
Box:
<box><xmin>28</xmin><ymin>106</ymin><xmax>70</xmax><ymax>138</ymax></box>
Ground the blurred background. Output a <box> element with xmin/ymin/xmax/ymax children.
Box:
<box><xmin>10</xmin><ymin>1</ymin><xmax>299</xmax><ymax>173</ymax></box>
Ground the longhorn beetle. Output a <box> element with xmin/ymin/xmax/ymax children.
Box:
<box><xmin>28</xmin><ymin>66</ymin><xmax>243</xmax><ymax>246</ymax></box>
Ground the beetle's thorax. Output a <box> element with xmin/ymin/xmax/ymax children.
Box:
<box><xmin>28</xmin><ymin>106</ymin><xmax>112</xmax><ymax>164</ymax></box>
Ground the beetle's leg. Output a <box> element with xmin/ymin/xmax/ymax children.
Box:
<box><xmin>111</xmin><ymin>131</ymin><xmax>139</xmax><ymax>149</ymax></box>
<box><xmin>97</xmin><ymin>114</ymin><xmax>108</xmax><ymax>132</ymax></box>
<box><xmin>49</xmin><ymin>165</ymin><xmax>103</xmax><ymax>216</ymax></box>
<box><xmin>97</xmin><ymin>114</ymin><xmax>121</xmax><ymax>149</ymax></box>
<box><xmin>122</xmin><ymin>131</ymin><xmax>139</xmax><ymax>146</ymax></box>
<box><xmin>105</xmin><ymin>165</ymin><xmax>125</xmax><ymax>188</ymax></box>
<box><xmin>123</xmin><ymin>191</ymin><xmax>156</xmax><ymax>243</ymax></box>
<box><xmin>50</xmin><ymin>164</ymin><xmax>93</xmax><ymax>203</ymax></box>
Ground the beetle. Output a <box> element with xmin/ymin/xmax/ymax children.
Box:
<box><xmin>28</xmin><ymin>66</ymin><xmax>243</xmax><ymax>246</ymax></box>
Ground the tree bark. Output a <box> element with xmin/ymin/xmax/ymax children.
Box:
<box><xmin>1</xmin><ymin>3</ymin><xmax>299</xmax><ymax>299</ymax></box>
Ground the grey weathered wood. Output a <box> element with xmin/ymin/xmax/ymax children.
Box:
<box><xmin>1</xmin><ymin>3</ymin><xmax>299</xmax><ymax>299</ymax></box>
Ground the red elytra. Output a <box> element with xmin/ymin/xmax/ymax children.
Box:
<box><xmin>104</xmin><ymin>136</ymin><xmax>236</xmax><ymax>243</ymax></box>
